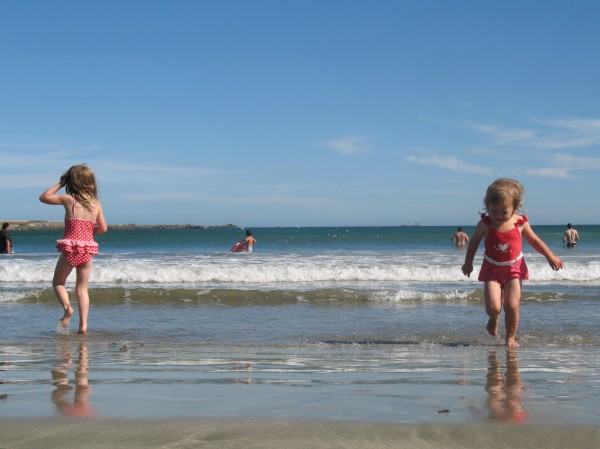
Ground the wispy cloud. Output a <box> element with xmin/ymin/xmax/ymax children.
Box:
<box><xmin>553</xmin><ymin>153</ymin><xmax>600</xmax><ymax>169</ymax></box>
<box><xmin>432</xmin><ymin>188</ymin><xmax>474</xmax><ymax>196</ymax></box>
<box><xmin>465</xmin><ymin>122</ymin><xmax>535</xmax><ymax>143</ymax></box>
<box><xmin>0</xmin><ymin>140</ymin><xmax>241</xmax><ymax>191</ymax></box>
<box><xmin>528</xmin><ymin>117</ymin><xmax>600</xmax><ymax>150</ymax></box>
<box><xmin>406</xmin><ymin>154</ymin><xmax>492</xmax><ymax>175</ymax></box>
<box><xmin>521</xmin><ymin>153</ymin><xmax>600</xmax><ymax>179</ymax></box>
<box><xmin>99</xmin><ymin>159</ymin><xmax>239</xmax><ymax>178</ymax></box>
<box><xmin>326</xmin><ymin>136</ymin><xmax>370</xmax><ymax>155</ymax></box>
<box><xmin>523</xmin><ymin>167</ymin><xmax>571</xmax><ymax>179</ymax></box>
<box><xmin>466</xmin><ymin>117</ymin><xmax>600</xmax><ymax>151</ymax></box>
<box><xmin>461</xmin><ymin>117</ymin><xmax>600</xmax><ymax>179</ymax></box>
<box><xmin>540</xmin><ymin>118</ymin><xmax>600</xmax><ymax>134</ymax></box>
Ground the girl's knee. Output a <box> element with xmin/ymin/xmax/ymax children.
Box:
<box><xmin>486</xmin><ymin>306</ymin><xmax>501</xmax><ymax>317</ymax></box>
<box><xmin>504</xmin><ymin>301</ymin><xmax>520</xmax><ymax>314</ymax></box>
<box><xmin>74</xmin><ymin>285</ymin><xmax>89</xmax><ymax>297</ymax></box>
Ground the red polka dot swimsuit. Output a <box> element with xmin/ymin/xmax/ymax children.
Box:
<box><xmin>56</xmin><ymin>199</ymin><xmax>99</xmax><ymax>267</ymax></box>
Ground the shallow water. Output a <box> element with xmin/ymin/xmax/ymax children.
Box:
<box><xmin>1</xmin><ymin>226</ymin><xmax>599</xmax><ymax>424</ymax></box>
<box><xmin>2</xmin><ymin>298</ymin><xmax>600</xmax><ymax>424</ymax></box>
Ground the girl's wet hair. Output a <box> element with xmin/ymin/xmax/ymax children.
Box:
<box><xmin>61</xmin><ymin>164</ymin><xmax>99</xmax><ymax>212</ymax></box>
<box><xmin>483</xmin><ymin>178</ymin><xmax>524</xmax><ymax>212</ymax></box>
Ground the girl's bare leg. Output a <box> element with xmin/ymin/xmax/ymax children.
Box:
<box><xmin>75</xmin><ymin>259</ymin><xmax>93</xmax><ymax>334</ymax></box>
<box><xmin>53</xmin><ymin>255</ymin><xmax>74</xmax><ymax>327</ymax></box>
<box><xmin>503</xmin><ymin>279</ymin><xmax>522</xmax><ymax>347</ymax></box>
<box><xmin>484</xmin><ymin>281</ymin><xmax>503</xmax><ymax>337</ymax></box>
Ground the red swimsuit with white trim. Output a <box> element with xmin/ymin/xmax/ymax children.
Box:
<box><xmin>56</xmin><ymin>199</ymin><xmax>99</xmax><ymax>267</ymax></box>
<box><xmin>478</xmin><ymin>214</ymin><xmax>529</xmax><ymax>284</ymax></box>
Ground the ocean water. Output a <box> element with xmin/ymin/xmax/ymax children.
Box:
<box><xmin>1</xmin><ymin>225</ymin><xmax>600</xmax><ymax>424</ymax></box>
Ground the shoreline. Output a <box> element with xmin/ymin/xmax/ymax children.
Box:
<box><xmin>4</xmin><ymin>221</ymin><xmax>239</xmax><ymax>231</ymax></box>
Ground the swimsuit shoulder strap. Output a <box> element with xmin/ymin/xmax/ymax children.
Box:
<box><xmin>71</xmin><ymin>196</ymin><xmax>78</xmax><ymax>219</ymax></box>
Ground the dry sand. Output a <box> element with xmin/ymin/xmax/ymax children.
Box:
<box><xmin>1</xmin><ymin>419</ymin><xmax>598</xmax><ymax>449</ymax></box>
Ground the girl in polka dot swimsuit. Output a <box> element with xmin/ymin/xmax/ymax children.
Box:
<box><xmin>40</xmin><ymin>164</ymin><xmax>108</xmax><ymax>334</ymax></box>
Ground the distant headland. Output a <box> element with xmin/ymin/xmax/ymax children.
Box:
<box><xmin>3</xmin><ymin>221</ymin><xmax>239</xmax><ymax>231</ymax></box>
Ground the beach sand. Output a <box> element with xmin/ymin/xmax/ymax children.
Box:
<box><xmin>1</xmin><ymin>419</ymin><xmax>599</xmax><ymax>449</ymax></box>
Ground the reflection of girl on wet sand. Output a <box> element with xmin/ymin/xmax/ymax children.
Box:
<box><xmin>485</xmin><ymin>350</ymin><xmax>528</xmax><ymax>423</ymax></box>
<box><xmin>51</xmin><ymin>343</ymin><xmax>94</xmax><ymax>418</ymax></box>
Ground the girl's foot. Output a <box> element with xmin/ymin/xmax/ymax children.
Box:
<box><xmin>486</xmin><ymin>316</ymin><xmax>499</xmax><ymax>336</ymax></box>
<box><xmin>78</xmin><ymin>325</ymin><xmax>87</xmax><ymax>334</ymax></box>
<box><xmin>60</xmin><ymin>306</ymin><xmax>74</xmax><ymax>328</ymax></box>
<box><xmin>506</xmin><ymin>337</ymin><xmax>520</xmax><ymax>348</ymax></box>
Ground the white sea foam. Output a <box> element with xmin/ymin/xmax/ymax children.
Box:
<box><xmin>1</xmin><ymin>252</ymin><xmax>599</xmax><ymax>288</ymax></box>
<box><xmin>371</xmin><ymin>289</ymin><xmax>476</xmax><ymax>303</ymax></box>
<box><xmin>0</xmin><ymin>288</ymin><xmax>45</xmax><ymax>303</ymax></box>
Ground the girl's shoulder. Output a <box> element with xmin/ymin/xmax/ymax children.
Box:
<box><xmin>475</xmin><ymin>217</ymin><xmax>489</xmax><ymax>234</ymax></box>
<box><xmin>515</xmin><ymin>214</ymin><xmax>528</xmax><ymax>227</ymax></box>
<box><xmin>59</xmin><ymin>194</ymin><xmax>76</xmax><ymax>208</ymax></box>
<box><xmin>72</xmin><ymin>197</ymin><xmax>102</xmax><ymax>220</ymax></box>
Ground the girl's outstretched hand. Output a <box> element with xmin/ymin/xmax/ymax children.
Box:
<box><xmin>462</xmin><ymin>263</ymin><xmax>473</xmax><ymax>277</ymax></box>
<box><xmin>548</xmin><ymin>256</ymin><xmax>563</xmax><ymax>271</ymax></box>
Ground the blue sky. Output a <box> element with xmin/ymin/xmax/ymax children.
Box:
<box><xmin>1</xmin><ymin>0</ymin><xmax>599</xmax><ymax>226</ymax></box>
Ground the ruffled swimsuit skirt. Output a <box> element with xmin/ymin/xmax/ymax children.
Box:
<box><xmin>56</xmin><ymin>218</ymin><xmax>98</xmax><ymax>267</ymax></box>
<box><xmin>478</xmin><ymin>257</ymin><xmax>529</xmax><ymax>285</ymax></box>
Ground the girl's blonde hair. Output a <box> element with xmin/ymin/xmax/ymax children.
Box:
<box><xmin>483</xmin><ymin>178</ymin><xmax>524</xmax><ymax>212</ymax></box>
<box><xmin>61</xmin><ymin>164</ymin><xmax>99</xmax><ymax>212</ymax></box>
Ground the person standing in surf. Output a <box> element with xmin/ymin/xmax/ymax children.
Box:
<box><xmin>244</xmin><ymin>229</ymin><xmax>256</xmax><ymax>253</ymax></box>
<box><xmin>451</xmin><ymin>226</ymin><xmax>469</xmax><ymax>247</ymax></box>
<box><xmin>0</xmin><ymin>222</ymin><xmax>13</xmax><ymax>254</ymax></box>
<box><xmin>563</xmin><ymin>223</ymin><xmax>580</xmax><ymax>248</ymax></box>
<box><xmin>40</xmin><ymin>164</ymin><xmax>108</xmax><ymax>334</ymax></box>
<box><xmin>461</xmin><ymin>178</ymin><xmax>562</xmax><ymax>347</ymax></box>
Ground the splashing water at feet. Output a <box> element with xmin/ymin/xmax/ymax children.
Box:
<box><xmin>56</xmin><ymin>320</ymin><xmax>72</xmax><ymax>336</ymax></box>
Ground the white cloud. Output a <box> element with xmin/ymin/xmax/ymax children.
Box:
<box><xmin>432</xmin><ymin>188</ymin><xmax>473</xmax><ymax>196</ymax></box>
<box><xmin>523</xmin><ymin>167</ymin><xmax>571</xmax><ymax>179</ymax></box>
<box><xmin>527</xmin><ymin>117</ymin><xmax>600</xmax><ymax>150</ymax></box>
<box><xmin>0</xmin><ymin>174</ymin><xmax>52</xmax><ymax>189</ymax></box>
<box><xmin>326</xmin><ymin>136</ymin><xmax>370</xmax><ymax>155</ymax></box>
<box><xmin>406</xmin><ymin>154</ymin><xmax>492</xmax><ymax>175</ymax></box>
<box><xmin>466</xmin><ymin>117</ymin><xmax>600</xmax><ymax>151</ymax></box>
<box><xmin>466</xmin><ymin>122</ymin><xmax>536</xmax><ymax>143</ymax></box>
<box><xmin>540</xmin><ymin>118</ymin><xmax>600</xmax><ymax>133</ymax></box>
<box><xmin>100</xmin><ymin>160</ymin><xmax>238</xmax><ymax>178</ymax></box>
<box><xmin>552</xmin><ymin>154</ymin><xmax>600</xmax><ymax>170</ymax></box>
<box><xmin>520</xmin><ymin>153</ymin><xmax>600</xmax><ymax>179</ymax></box>
<box><xmin>0</xmin><ymin>139</ymin><xmax>243</xmax><ymax>194</ymax></box>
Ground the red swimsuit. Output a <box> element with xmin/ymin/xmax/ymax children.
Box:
<box><xmin>56</xmin><ymin>200</ymin><xmax>99</xmax><ymax>267</ymax></box>
<box><xmin>478</xmin><ymin>214</ymin><xmax>529</xmax><ymax>285</ymax></box>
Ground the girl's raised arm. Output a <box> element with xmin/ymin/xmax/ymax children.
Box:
<box><xmin>39</xmin><ymin>181</ymin><xmax>69</xmax><ymax>206</ymax></box>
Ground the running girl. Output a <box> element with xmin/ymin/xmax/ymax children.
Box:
<box><xmin>461</xmin><ymin>178</ymin><xmax>562</xmax><ymax>347</ymax></box>
<box><xmin>40</xmin><ymin>164</ymin><xmax>108</xmax><ymax>334</ymax></box>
